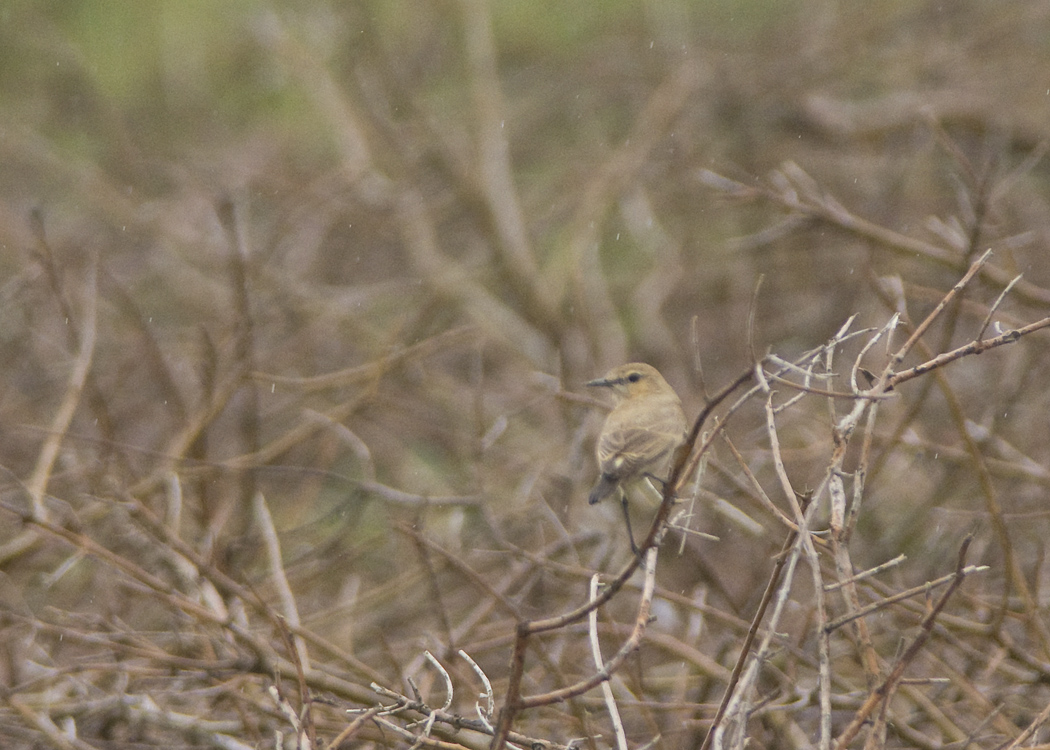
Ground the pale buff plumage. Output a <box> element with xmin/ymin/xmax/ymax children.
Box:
<box><xmin>587</xmin><ymin>363</ymin><xmax>688</xmax><ymax>549</ymax></box>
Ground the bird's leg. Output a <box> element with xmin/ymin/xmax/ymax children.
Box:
<box><xmin>620</xmin><ymin>490</ymin><xmax>640</xmax><ymax>555</ymax></box>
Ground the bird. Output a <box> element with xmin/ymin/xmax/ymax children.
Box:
<box><xmin>586</xmin><ymin>363</ymin><xmax>688</xmax><ymax>552</ymax></box>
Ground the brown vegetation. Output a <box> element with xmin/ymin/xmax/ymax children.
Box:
<box><xmin>2</xmin><ymin>2</ymin><xmax>1050</xmax><ymax>749</ymax></box>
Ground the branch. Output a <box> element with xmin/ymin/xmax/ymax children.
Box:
<box><xmin>832</xmin><ymin>535</ymin><xmax>975</xmax><ymax>750</ymax></box>
<box><xmin>886</xmin><ymin>316</ymin><xmax>1050</xmax><ymax>390</ymax></box>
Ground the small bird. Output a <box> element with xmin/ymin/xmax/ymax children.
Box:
<box><xmin>587</xmin><ymin>363</ymin><xmax>688</xmax><ymax>552</ymax></box>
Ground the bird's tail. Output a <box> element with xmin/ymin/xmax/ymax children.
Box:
<box><xmin>589</xmin><ymin>474</ymin><xmax>618</xmax><ymax>505</ymax></box>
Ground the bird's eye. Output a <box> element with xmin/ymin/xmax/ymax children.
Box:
<box><xmin>627</xmin><ymin>372</ymin><xmax>641</xmax><ymax>383</ymax></box>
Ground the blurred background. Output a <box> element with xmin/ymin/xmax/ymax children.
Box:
<box><xmin>2</xmin><ymin>1</ymin><xmax>1050</xmax><ymax>747</ymax></box>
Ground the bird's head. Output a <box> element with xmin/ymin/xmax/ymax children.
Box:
<box><xmin>586</xmin><ymin>362</ymin><xmax>673</xmax><ymax>402</ymax></box>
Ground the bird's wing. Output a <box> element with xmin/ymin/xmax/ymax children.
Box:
<box><xmin>596</xmin><ymin>420</ymin><xmax>682</xmax><ymax>479</ymax></box>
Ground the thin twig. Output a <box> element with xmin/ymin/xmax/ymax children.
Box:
<box><xmin>330</xmin><ymin>706</ymin><xmax>383</xmax><ymax>749</ymax></box>
<box><xmin>886</xmin><ymin>316</ymin><xmax>1050</xmax><ymax>390</ymax></box>
<box><xmin>254</xmin><ymin>491</ymin><xmax>310</xmax><ymax>673</ymax></box>
<box><xmin>823</xmin><ymin>555</ymin><xmax>907</xmax><ymax>592</ymax></box>
<box><xmin>589</xmin><ymin>574</ymin><xmax>628</xmax><ymax>750</ymax></box>
<box><xmin>699</xmin><ymin>522</ymin><xmax>801</xmax><ymax>750</ymax></box>
<box><xmin>998</xmin><ymin>695</ymin><xmax>1050</xmax><ymax>750</ymax></box>
<box><xmin>887</xmin><ymin>249</ymin><xmax>992</xmax><ymax>375</ymax></box>
<box><xmin>825</xmin><ymin>565</ymin><xmax>989</xmax><ymax>633</ymax></box>
<box><xmin>25</xmin><ymin>258</ymin><xmax>98</xmax><ymax>521</ymax></box>
<box><xmin>832</xmin><ymin>535</ymin><xmax>975</xmax><ymax>750</ymax></box>
<box><xmin>977</xmin><ymin>273</ymin><xmax>1023</xmax><ymax>340</ymax></box>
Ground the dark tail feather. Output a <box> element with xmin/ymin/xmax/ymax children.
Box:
<box><xmin>589</xmin><ymin>474</ymin><xmax>618</xmax><ymax>505</ymax></box>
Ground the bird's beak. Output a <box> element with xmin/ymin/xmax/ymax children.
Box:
<box><xmin>586</xmin><ymin>377</ymin><xmax>612</xmax><ymax>388</ymax></box>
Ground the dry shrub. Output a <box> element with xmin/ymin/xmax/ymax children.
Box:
<box><xmin>1</xmin><ymin>2</ymin><xmax>1050</xmax><ymax>749</ymax></box>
